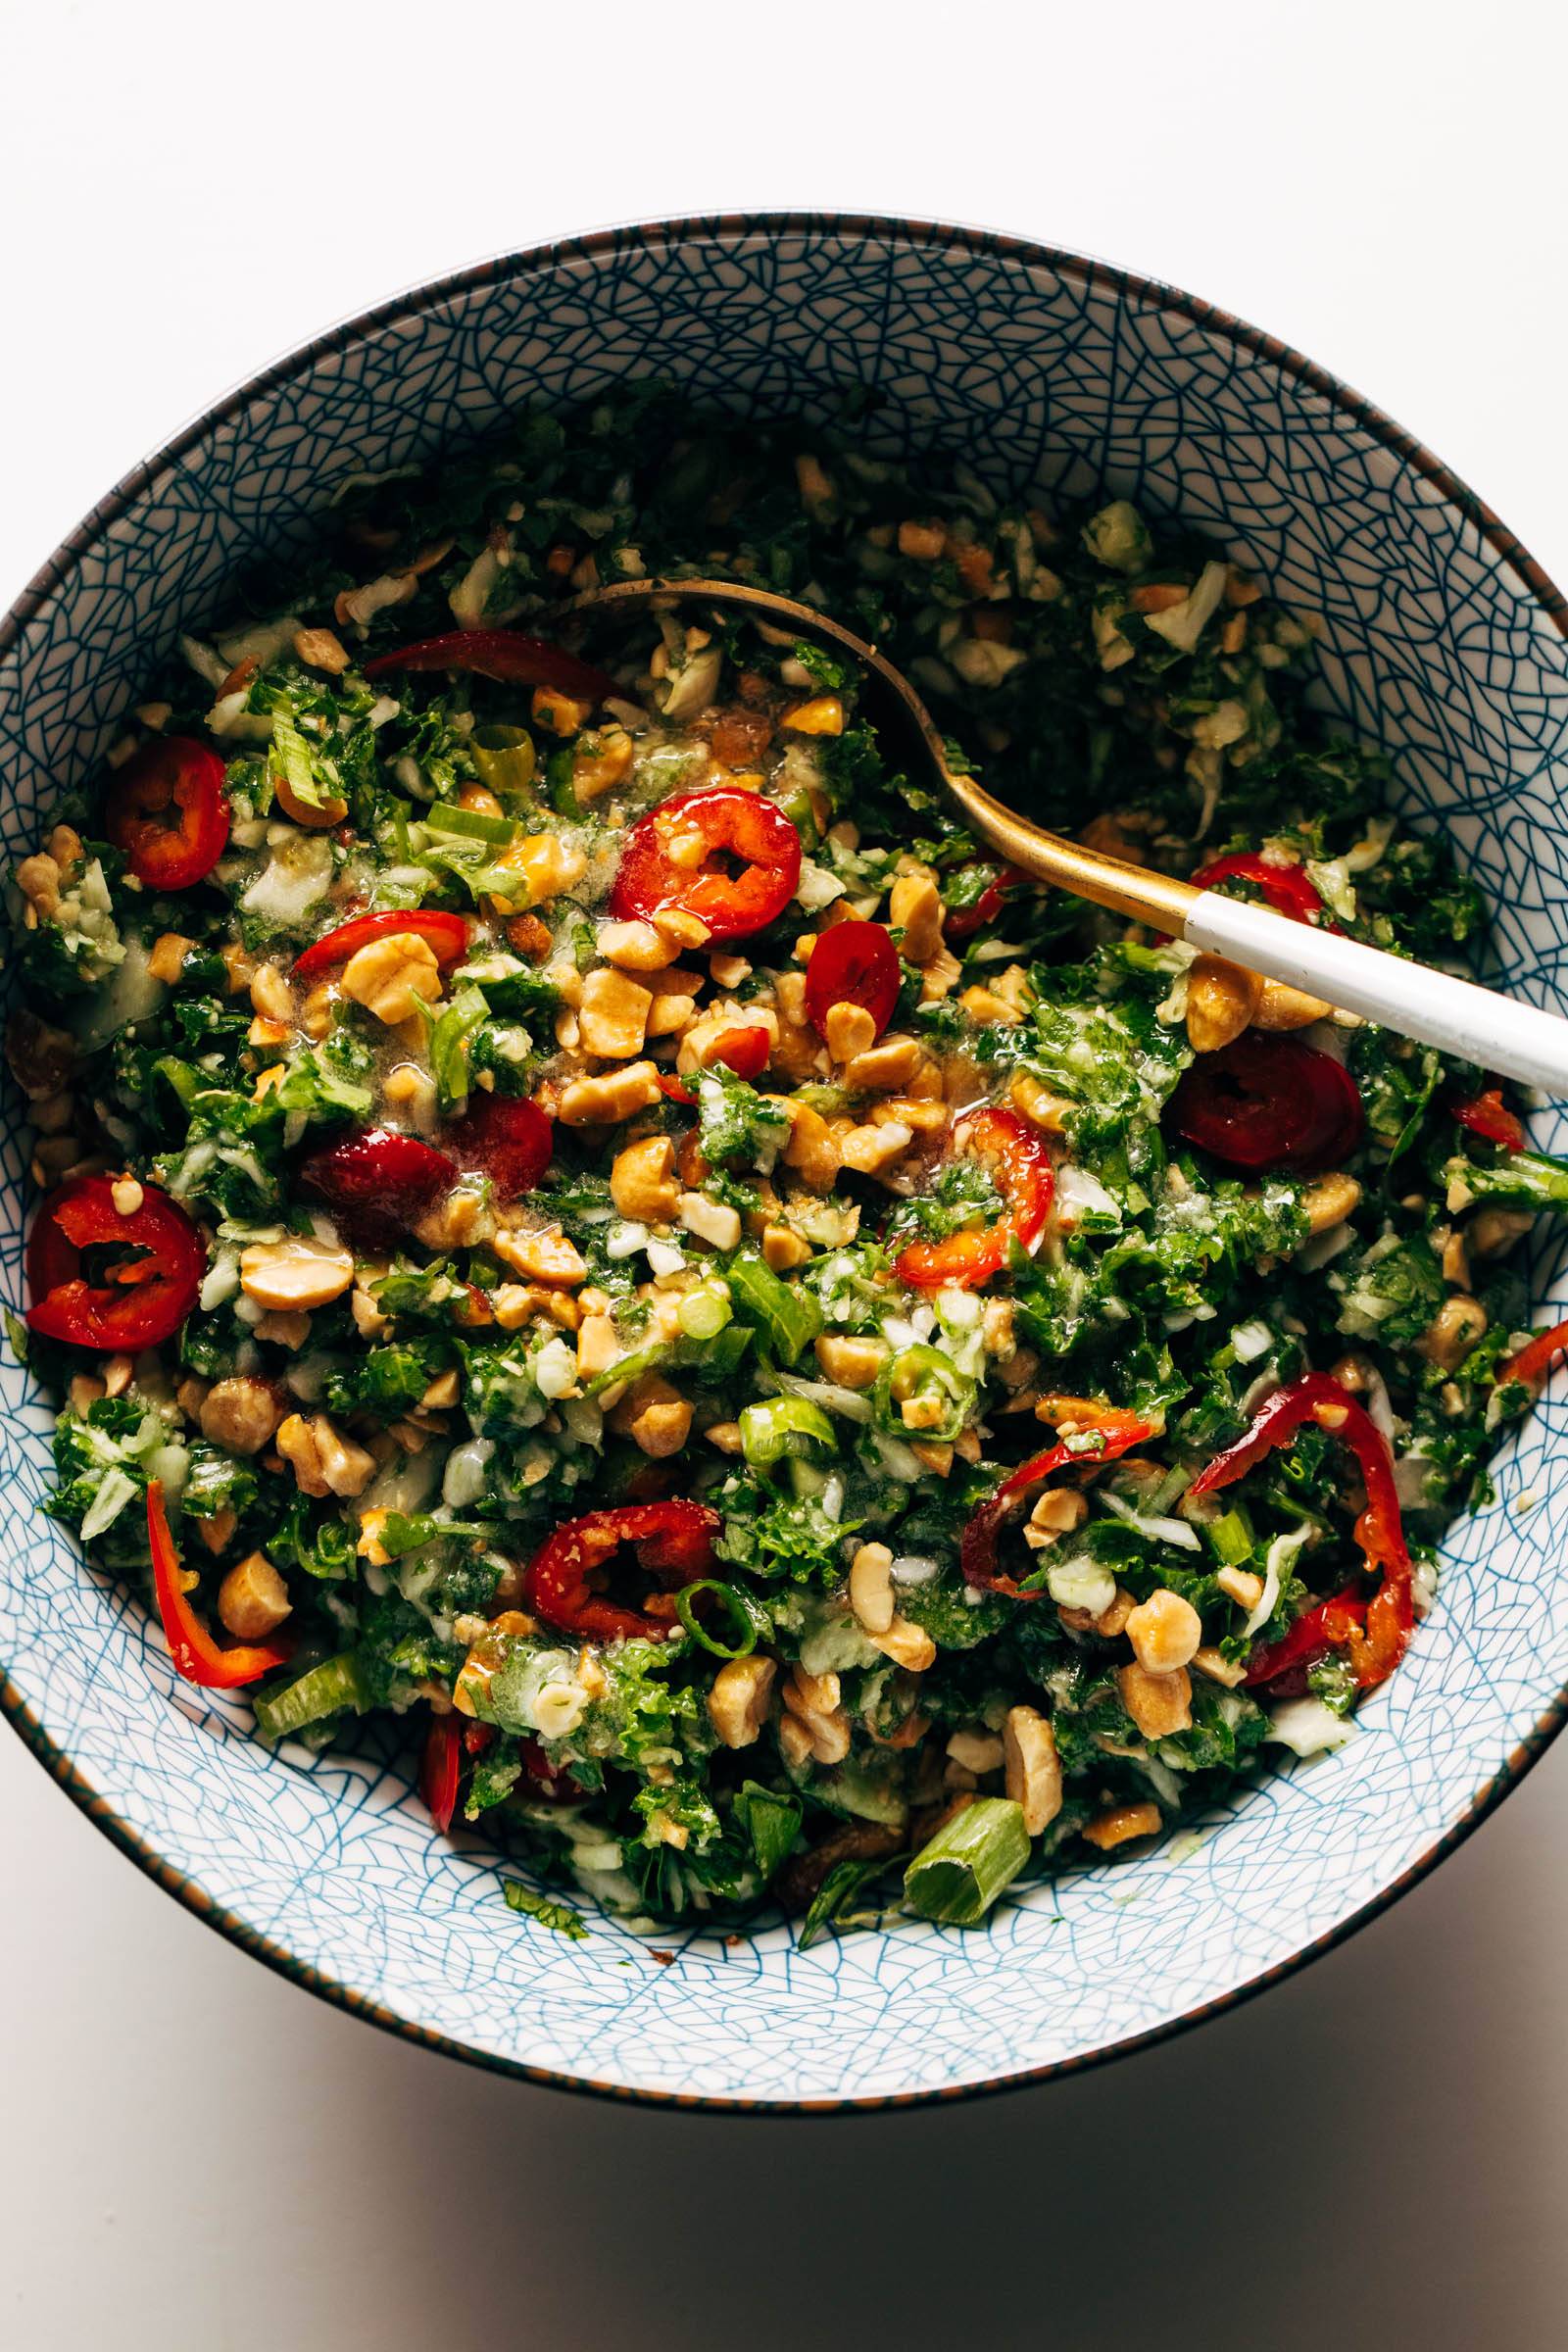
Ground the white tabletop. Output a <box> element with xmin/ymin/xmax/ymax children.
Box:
<box><xmin>6</xmin><ymin>6</ymin><xmax>1568</xmax><ymax>2344</ymax></box>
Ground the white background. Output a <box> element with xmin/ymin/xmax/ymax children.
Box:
<box><xmin>5</xmin><ymin>4</ymin><xmax>1568</xmax><ymax>2344</ymax></box>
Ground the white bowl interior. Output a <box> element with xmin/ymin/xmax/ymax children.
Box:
<box><xmin>4</xmin><ymin>219</ymin><xmax>1568</xmax><ymax>2105</ymax></box>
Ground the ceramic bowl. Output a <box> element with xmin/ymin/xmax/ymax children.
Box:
<box><xmin>5</xmin><ymin>214</ymin><xmax>1568</xmax><ymax>2110</ymax></box>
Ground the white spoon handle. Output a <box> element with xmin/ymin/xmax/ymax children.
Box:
<box><xmin>1191</xmin><ymin>893</ymin><xmax>1568</xmax><ymax>1098</ymax></box>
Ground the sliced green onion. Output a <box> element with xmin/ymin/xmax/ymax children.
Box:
<box><xmin>739</xmin><ymin>1395</ymin><xmax>836</xmax><ymax>1467</ymax></box>
<box><xmin>778</xmin><ymin>785</ymin><xmax>822</xmax><ymax>850</ymax></box>
<box><xmin>673</xmin><ymin>1580</ymin><xmax>764</xmax><ymax>1657</ymax></box>
<box><xmin>583</xmin><ymin>1338</ymin><xmax>668</xmax><ymax>1399</ymax></box>
<box><xmin>253</xmin><ymin>1652</ymin><xmax>367</xmax><ymax>1744</ymax></box>
<box><xmin>502</xmin><ymin>1880</ymin><xmax>588</xmax><ymax>1938</ymax></box>
<box><xmin>151</xmin><ymin>1054</ymin><xmax>201</xmax><ymax>1117</ymax></box>
<box><xmin>470</xmin><ymin>724</ymin><xmax>537</xmax><ymax>796</ymax></box>
<box><xmin>798</xmin><ymin>1854</ymin><xmax>899</xmax><ymax>1951</ymax></box>
<box><xmin>1206</xmin><ymin>1506</ymin><xmax>1254</xmax><ymax>1568</ymax></box>
<box><xmin>727</xmin><ymin>1250</ymin><xmax>823</xmax><ymax>1364</ymax></box>
<box><xmin>872</xmin><ymin>1343</ymin><xmax>974</xmax><ymax>1444</ymax></box>
<box><xmin>428</xmin><ymin>984</ymin><xmax>490</xmax><ymax>1113</ymax></box>
<box><xmin>545</xmin><ymin>742</ymin><xmax>578</xmax><ymax>817</ymax></box>
<box><xmin>677</xmin><ymin>1281</ymin><xmax>732</xmax><ymax>1342</ymax></box>
<box><xmin>425</xmin><ymin>802</ymin><xmax>521</xmax><ymax>847</ymax></box>
<box><xmin>904</xmin><ymin>1796</ymin><xmax>1030</xmax><ymax>1927</ymax></box>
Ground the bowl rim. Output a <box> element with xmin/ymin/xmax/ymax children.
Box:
<box><xmin>4</xmin><ymin>207</ymin><xmax>1566</xmax><ymax>2116</ymax></box>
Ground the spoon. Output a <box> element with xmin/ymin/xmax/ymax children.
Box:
<box><xmin>568</xmin><ymin>575</ymin><xmax>1568</xmax><ymax>1097</ymax></box>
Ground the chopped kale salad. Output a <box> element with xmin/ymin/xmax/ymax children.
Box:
<box><xmin>11</xmin><ymin>388</ymin><xmax>1568</xmax><ymax>1942</ymax></box>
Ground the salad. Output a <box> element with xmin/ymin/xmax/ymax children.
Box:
<box><xmin>11</xmin><ymin>388</ymin><xmax>1568</xmax><ymax>1943</ymax></box>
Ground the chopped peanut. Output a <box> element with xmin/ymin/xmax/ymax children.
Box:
<box><xmin>493</xmin><ymin>833</ymin><xmax>588</xmax><ymax>906</ymax></box>
<box><xmin>1004</xmin><ymin>1704</ymin><xmax>1063</xmax><ymax>1837</ymax></box>
<box><xmin>240</xmin><ymin>1236</ymin><xmax>354</xmax><ymax>1312</ymax></box>
<box><xmin>1082</xmin><ymin>1802</ymin><xmax>1162</xmax><ymax>1852</ymax></box>
<box><xmin>1186</xmin><ymin>955</ymin><xmax>1262</xmax><ymax>1053</ymax></box>
<box><xmin>780</xmin><ymin>1665</ymin><xmax>851</xmax><ymax>1767</ymax></box>
<box><xmin>275</xmin><ymin>1412</ymin><xmax>376</xmax><ymax>1498</ymax></box>
<box><xmin>849</xmin><ymin>1542</ymin><xmax>895</xmax><ymax>1636</ymax></box>
<box><xmin>614</xmin><ymin>1373</ymin><xmax>692</xmax><ymax>1459</ymax></box>
<box><xmin>841</xmin><ymin>1121</ymin><xmax>911</xmax><ymax>1176</ymax></box>
<box><xmin>869</xmin><ymin>1614</ymin><xmax>937</xmax><ymax>1673</ymax></box>
<box><xmin>843</xmin><ymin>1034</ymin><xmax>924</xmax><ymax>1093</ymax></box>
<box><xmin>293</xmin><ymin>626</ymin><xmax>350</xmax><ymax>674</ymax></box>
<box><xmin>813</xmin><ymin>1333</ymin><xmax>886</xmax><ymax>1389</ymax></box>
<box><xmin>679</xmin><ymin>1192</ymin><xmax>742</xmax><ymax>1251</ymax></box>
<box><xmin>898</xmin><ymin>518</ymin><xmax>947</xmax><ymax>561</ymax></box>
<box><xmin>249</xmin><ymin>962</ymin><xmax>294</xmax><ymax>1024</ymax></box>
<box><xmin>1420</xmin><ymin>1294</ymin><xmax>1488</xmax><ymax>1372</ymax></box>
<box><xmin>572</xmin><ymin>728</ymin><xmax>635</xmax><ymax>803</ymax></box>
<box><xmin>611</xmin><ymin>1135</ymin><xmax>680</xmax><ymax>1223</ymax></box>
<box><xmin>889</xmin><ymin>871</ymin><xmax>944</xmax><ymax>963</ymax></box>
<box><xmin>575</xmin><ymin>1313</ymin><xmax>620</xmax><ymax>1381</ymax></box>
<box><xmin>492</xmin><ymin>1225</ymin><xmax>587</xmax><ymax>1286</ymax></box>
<box><xmin>1216</xmin><ymin>1565</ymin><xmax>1265</xmax><ymax>1610</ymax></box>
<box><xmin>1117</xmin><ymin>1660</ymin><xmax>1193</xmax><ymax>1740</ymax></box>
<box><xmin>823</xmin><ymin>1002</ymin><xmax>876</xmax><ymax>1063</ymax></box>
<box><xmin>531</xmin><ymin>686</ymin><xmax>592</xmax><ymax>737</ymax></box>
<box><xmin>578</xmin><ymin>966</ymin><xmax>653</xmax><ymax>1059</ymax></box>
<box><xmin>708</xmin><ymin>1654</ymin><xmax>777</xmax><ymax>1749</ymax></box>
<box><xmin>781</xmin><ymin>696</ymin><xmax>844</xmax><ymax>736</ymax></box>
<box><xmin>1301</xmin><ymin>1173</ymin><xmax>1361</xmax><ymax>1236</ymax></box>
<box><xmin>959</xmin><ymin>984</ymin><xmax>1021</xmax><ymax>1026</ymax></box>
<box><xmin>1253</xmin><ymin>978</ymin><xmax>1333</xmax><ymax>1030</ymax></box>
<box><xmin>598</xmin><ymin>918</ymin><xmax>677</xmax><ymax>972</ymax></box>
<box><xmin>218</xmin><ymin>1552</ymin><xmax>292</xmax><ymax>1641</ymax></box>
<box><xmin>1008</xmin><ymin>1072</ymin><xmax>1073</xmax><ymax>1133</ymax></box>
<box><xmin>558</xmin><ymin>1062</ymin><xmax>662</xmax><ymax>1125</ymax></box>
<box><xmin>340</xmin><ymin>931</ymin><xmax>442</xmax><ymax>1025</ymax></box>
<box><xmin>415</xmin><ymin>1185</ymin><xmax>494</xmax><ymax>1251</ymax></box>
<box><xmin>148</xmin><ymin>932</ymin><xmax>193</xmax><ymax>985</ymax></box>
<box><xmin>1023</xmin><ymin>1488</ymin><xmax>1087</xmax><ymax>1549</ymax></box>
<box><xmin>1125</xmin><ymin>1589</ymin><xmax>1202</xmax><ymax>1675</ymax></box>
<box><xmin>200</xmin><ymin>1377</ymin><xmax>284</xmax><ymax>1456</ymax></box>
<box><xmin>760</xmin><ymin>1223</ymin><xmax>811</xmax><ymax>1271</ymax></box>
<box><xmin>783</xmin><ymin>1101</ymin><xmax>843</xmax><ymax>1191</ymax></box>
<box><xmin>948</xmin><ymin>1729</ymin><xmax>1005</xmax><ymax>1776</ymax></box>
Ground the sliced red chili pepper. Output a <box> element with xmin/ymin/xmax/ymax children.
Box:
<box><xmin>105</xmin><ymin>736</ymin><xmax>229</xmax><ymax>892</ymax></box>
<box><xmin>1244</xmin><ymin>1587</ymin><xmax>1367</xmax><ymax>1693</ymax></box>
<box><xmin>443</xmin><ymin>1094</ymin><xmax>554</xmax><ymax>1201</ymax></box>
<box><xmin>147</xmin><ymin>1481</ymin><xmax>294</xmax><ymax>1691</ymax></box>
<box><xmin>1034</xmin><ymin>1394</ymin><xmax>1158</xmax><ymax>1446</ymax></box>
<box><xmin>610</xmin><ymin>787</ymin><xmax>802</xmax><ymax>944</ymax></box>
<box><xmin>962</xmin><ymin>1416</ymin><xmax>1155</xmax><ymax>1595</ymax></box>
<box><xmin>1190</xmin><ymin>852</ymin><xmax>1334</xmax><ymax>929</ymax></box>
<box><xmin>896</xmin><ymin>1106</ymin><xmax>1054</xmax><ymax>1291</ymax></box>
<box><xmin>1167</xmin><ymin>1031</ymin><xmax>1364</xmax><ymax>1174</ymax></box>
<box><xmin>420</xmin><ymin>1713</ymin><xmax>462</xmax><ymax>1834</ymax></box>
<box><xmin>27</xmin><ymin>1176</ymin><xmax>205</xmax><ymax>1351</ymax></box>
<box><xmin>1190</xmin><ymin>1370</ymin><xmax>1412</xmax><ymax>1689</ymax></box>
<box><xmin>1453</xmin><ymin>1087</ymin><xmax>1525</xmax><ymax>1153</ymax></box>
<box><xmin>364</xmin><ymin>629</ymin><xmax>619</xmax><ymax>706</ymax></box>
<box><xmin>524</xmin><ymin>1500</ymin><xmax>720</xmax><ymax>1643</ymax></box>
<box><xmin>804</xmin><ymin>920</ymin><xmax>902</xmax><ymax>1041</ymax></box>
<box><xmin>657</xmin><ymin>1023</ymin><xmax>772</xmax><ymax>1103</ymax></box>
<box><xmin>1499</xmin><ymin>1317</ymin><xmax>1568</xmax><ymax>1392</ymax></box>
<box><xmin>292</xmin><ymin>908</ymin><xmax>469</xmax><ymax>979</ymax></box>
<box><xmin>518</xmin><ymin>1735</ymin><xmax>574</xmax><ymax>1799</ymax></box>
<box><xmin>946</xmin><ymin>862</ymin><xmax>1026</xmax><ymax>943</ymax></box>
<box><xmin>301</xmin><ymin>1127</ymin><xmax>458</xmax><ymax>1246</ymax></box>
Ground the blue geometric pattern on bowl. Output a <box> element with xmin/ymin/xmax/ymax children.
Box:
<box><xmin>4</xmin><ymin>214</ymin><xmax>1568</xmax><ymax>2109</ymax></box>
